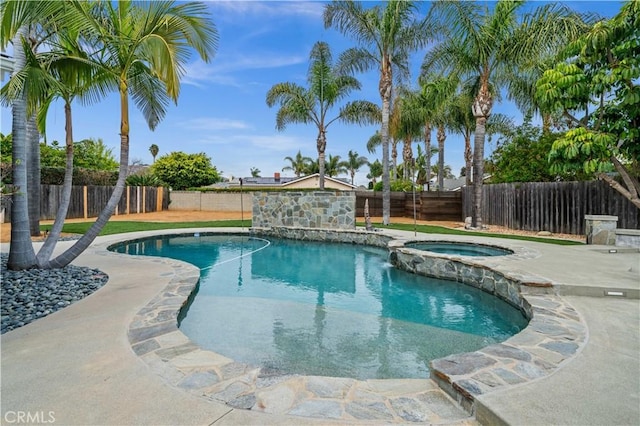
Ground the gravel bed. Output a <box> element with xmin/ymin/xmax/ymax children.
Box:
<box><xmin>1</xmin><ymin>253</ymin><xmax>108</xmax><ymax>334</ymax></box>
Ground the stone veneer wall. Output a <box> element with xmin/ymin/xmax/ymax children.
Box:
<box><xmin>585</xmin><ymin>214</ymin><xmax>618</xmax><ymax>245</ymax></box>
<box><xmin>389</xmin><ymin>246</ymin><xmax>534</xmax><ymax>318</ymax></box>
<box><xmin>252</xmin><ymin>226</ymin><xmax>392</xmax><ymax>247</ymax></box>
<box><xmin>252</xmin><ymin>191</ymin><xmax>356</xmax><ymax>229</ymax></box>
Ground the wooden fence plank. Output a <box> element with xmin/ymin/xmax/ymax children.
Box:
<box><xmin>462</xmin><ymin>180</ymin><xmax>639</xmax><ymax>234</ymax></box>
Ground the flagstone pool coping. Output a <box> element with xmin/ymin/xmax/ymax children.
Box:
<box><xmin>120</xmin><ymin>227</ymin><xmax>591</xmax><ymax>422</ymax></box>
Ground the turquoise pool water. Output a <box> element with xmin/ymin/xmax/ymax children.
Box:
<box><xmin>113</xmin><ymin>234</ymin><xmax>527</xmax><ymax>380</ymax></box>
<box><xmin>405</xmin><ymin>241</ymin><xmax>513</xmax><ymax>257</ymax></box>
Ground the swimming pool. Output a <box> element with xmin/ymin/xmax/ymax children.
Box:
<box><xmin>405</xmin><ymin>241</ymin><xmax>513</xmax><ymax>257</ymax></box>
<box><xmin>113</xmin><ymin>234</ymin><xmax>527</xmax><ymax>380</ymax></box>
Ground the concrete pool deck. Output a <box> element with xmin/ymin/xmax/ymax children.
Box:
<box><xmin>1</xmin><ymin>228</ymin><xmax>639</xmax><ymax>425</ymax></box>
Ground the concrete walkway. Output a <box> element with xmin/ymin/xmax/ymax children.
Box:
<box><xmin>1</xmin><ymin>228</ymin><xmax>638</xmax><ymax>425</ymax></box>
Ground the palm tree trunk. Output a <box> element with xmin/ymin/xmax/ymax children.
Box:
<box><xmin>464</xmin><ymin>130</ymin><xmax>472</xmax><ymax>187</ymax></box>
<box><xmin>471</xmin><ymin>78</ymin><xmax>493</xmax><ymax>229</ymax></box>
<box><xmin>424</xmin><ymin>122</ymin><xmax>431</xmax><ymax>191</ymax></box>
<box><xmin>37</xmin><ymin>101</ymin><xmax>75</xmax><ymax>265</ymax></box>
<box><xmin>380</xmin><ymin>58</ymin><xmax>392</xmax><ymax>225</ymax></box>
<box><xmin>27</xmin><ymin>114</ymin><xmax>41</xmax><ymax>236</ymax></box>
<box><xmin>45</xmin><ymin>87</ymin><xmax>131</xmax><ymax>269</ymax></box>
<box><xmin>471</xmin><ymin>116</ymin><xmax>487</xmax><ymax>229</ymax></box>
<box><xmin>402</xmin><ymin>137</ymin><xmax>413</xmax><ymax>180</ymax></box>
<box><xmin>391</xmin><ymin>139</ymin><xmax>398</xmax><ymax>180</ymax></box>
<box><xmin>7</xmin><ymin>28</ymin><xmax>37</xmax><ymax>270</ymax></box>
<box><xmin>437</xmin><ymin>124</ymin><xmax>446</xmax><ymax>191</ymax></box>
<box><xmin>317</xmin><ymin>128</ymin><xmax>326</xmax><ymax>190</ymax></box>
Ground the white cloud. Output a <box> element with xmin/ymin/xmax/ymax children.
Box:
<box><xmin>180</xmin><ymin>117</ymin><xmax>252</xmax><ymax>131</ymax></box>
<box><xmin>182</xmin><ymin>53</ymin><xmax>306</xmax><ymax>87</ymax></box>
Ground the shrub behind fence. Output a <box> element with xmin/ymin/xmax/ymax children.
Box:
<box><xmin>462</xmin><ymin>180</ymin><xmax>639</xmax><ymax>234</ymax></box>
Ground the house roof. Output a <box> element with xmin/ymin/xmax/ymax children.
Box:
<box><xmin>281</xmin><ymin>173</ymin><xmax>356</xmax><ymax>189</ymax></box>
<box><xmin>209</xmin><ymin>173</ymin><xmax>356</xmax><ymax>189</ymax></box>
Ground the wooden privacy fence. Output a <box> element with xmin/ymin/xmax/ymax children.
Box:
<box><xmin>355</xmin><ymin>191</ymin><xmax>463</xmax><ymax>221</ymax></box>
<box><xmin>462</xmin><ymin>180</ymin><xmax>639</xmax><ymax>235</ymax></box>
<box><xmin>3</xmin><ymin>185</ymin><xmax>169</xmax><ymax>222</ymax></box>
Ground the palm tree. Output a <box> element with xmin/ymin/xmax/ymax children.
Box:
<box><xmin>424</xmin><ymin>0</ymin><xmax>591</xmax><ymax>227</ymax></box>
<box><xmin>344</xmin><ymin>150</ymin><xmax>368</xmax><ymax>185</ymax></box>
<box><xmin>282</xmin><ymin>150</ymin><xmax>313</xmax><ymax>177</ymax></box>
<box><xmin>325</xmin><ymin>154</ymin><xmax>348</xmax><ymax>178</ymax></box>
<box><xmin>2</xmin><ymin>21</ymin><xmax>107</xmax><ymax>266</ymax></box>
<box><xmin>149</xmin><ymin>144</ymin><xmax>159</xmax><ymax>163</ymax></box>
<box><xmin>250</xmin><ymin>167</ymin><xmax>260</xmax><ymax>178</ymax></box>
<box><xmin>324</xmin><ymin>0</ymin><xmax>435</xmax><ymax>224</ymax></box>
<box><xmin>3</xmin><ymin>1</ymin><xmax>218</xmax><ymax>269</ymax></box>
<box><xmin>266</xmin><ymin>41</ymin><xmax>379</xmax><ymax>190</ymax></box>
<box><xmin>366</xmin><ymin>128</ymin><xmax>400</xmax><ymax>181</ymax></box>
<box><xmin>1</xmin><ymin>1</ymin><xmax>65</xmax><ymax>268</ymax></box>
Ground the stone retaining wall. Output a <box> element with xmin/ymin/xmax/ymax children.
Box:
<box><xmin>252</xmin><ymin>191</ymin><xmax>356</xmax><ymax>229</ymax></box>
<box><xmin>585</xmin><ymin>214</ymin><xmax>618</xmax><ymax>245</ymax></box>
<box><xmin>252</xmin><ymin>226</ymin><xmax>392</xmax><ymax>248</ymax></box>
<box><xmin>616</xmin><ymin>229</ymin><xmax>640</xmax><ymax>248</ymax></box>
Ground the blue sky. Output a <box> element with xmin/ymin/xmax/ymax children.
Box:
<box><xmin>0</xmin><ymin>1</ymin><xmax>623</xmax><ymax>186</ymax></box>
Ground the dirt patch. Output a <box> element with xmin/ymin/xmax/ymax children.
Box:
<box><xmin>0</xmin><ymin>210</ymin><xmax>583</xmax><ymax>243</ymax></box>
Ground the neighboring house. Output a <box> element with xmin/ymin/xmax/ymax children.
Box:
<box><xmin>428</xmin><ymin>175</ymin><xmax>493</xmax><ymax>192</ymax></box>
<box><xmin>212</xmin><ymin>173</ymin><xmax>356</xmax><ymax>191</ymax></box>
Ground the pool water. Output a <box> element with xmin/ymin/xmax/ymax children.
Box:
<box><xmin>405</xmin><ymin>242</ymin><xmax>513</xmax><ymax>257</ymax></box>
<box><xmin>113</xmin><ymin>234</ymin><xmax>527</xmax><ymax>380</ymax></box>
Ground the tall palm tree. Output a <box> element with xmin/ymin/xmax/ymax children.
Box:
<box><xmin>282</xmin><ymin>150</ymin><xmax>313</xmax><ymax>177</ymax></box>
<box><xmin>3</xmin><ymin>1</ymin><xmax>218</xmax><ymax>269</ymax></box>
<box><xmin>325</xmin><ymin>0</ymin><xmax>435</xmax><ymax>224</ymax></box>
<box><xmin>2</xmin><ymin>22</ymin><xmax>106</xmax><ymax>266</ymax></box>
<box><xmin>424</xmin><ymin>0</ymin><xmax>591</xmax><ymax>228</ymax></box>
<box><xmin>344</xmin><ymin>150</ymin><xmax>368</xmax><ymax>185</ymax></box>
<box><xmin>1</xmin><ymin>1</ymin><xmax>65</xmax><ymax>268</ymax></box>
<box><xmin>325</xmin><ymin>154</ymin><xmax>348</xmax><ymax>178</ymax></box>
<box><xmin>366</xmin><ymin>127</ymin><xmax>400</xmax><ymax>181</ymax></box>
<box><xmin>149</xmin><ymin>144</ymin><xmax>159</xmax><ymax>163</ymax></box>
<box><xmin>421</xmin><ymin>74</ymin><xmax>461</xmax><ymax>191</ymax></box>
<box><xmin>266</xmin><ymin>41</ymin><xmax>379</xmax><ymax>189</ymax></box>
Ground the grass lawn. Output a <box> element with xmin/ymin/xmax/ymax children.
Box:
<box><xmin>42</xmin><ymin>219</ymin><xmax>582</xmax><ymax>246</ymax></box>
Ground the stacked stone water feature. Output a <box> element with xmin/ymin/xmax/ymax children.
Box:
<box><xmin>252</xmin><ymin>191</ymin><xmax>356</xmax><ymax>230</ymax></box>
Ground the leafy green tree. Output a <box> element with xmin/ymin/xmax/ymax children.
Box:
<box><xmin>424</xmin><ymin>0</ymin><xmax>591</xmax><ymax>227</ymax></box>
<box><xmin>250</xmin><ymin>167</ymin><xmax>261</xmax><ymax>178</ymax></box>
<box><xmin>152</xmin><ymin>152</ymin><xmax>220</xmax><ymax>190</ymax></box>
<box><xmin>489</xmin><ymin>118</ymin><xmax>581</xmax><ymax>183</ymax></box>
<box><xmin>0</xmin><ymin>133</ymin><xmax>12</xmax><ymax>164</ymax></box>
<box><xmin>149</xmin><ymin>144</ymin><xmax>159</xmax><ymax>163</ymax></box>
<box><xmin>72</xmin><ymin>139</ymin><xmax>118</xmax><ymax>170</ymax></box>
<box><xmin>282</xmin><ymin>150</ymin><xmax>313</xmax><ymax>177</ymax></box>
<box><xmin>367</xmin><ymin>159</ymin><xmax>383</xmax><ymax>186</ymax></box>
<box><xmin>325</xmin><ymin>0</ymin><xmax>434</xmax><ymax>224</ymax></box>
<box><xmin>344</xmin><ymin>150</ymin><xmax>368</xmax><ymax>185</ymax></box>
<box><xmin>266</xmin><ymin>41</ymin><xmax>379</xmax><ymax>189</ymax></box>
<box><xmin>536</xmin><ymin>1</ymin><xmax>640</xmax><ymax>209</ymax></box>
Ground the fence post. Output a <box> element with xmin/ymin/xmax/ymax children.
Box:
<box><xmin>156</xmin><ymin>187</ymin><xmax>163</xmax><ymax>212</ymax></box>
<box><xmin>125</xmin><ymin>186</ymin><xmax>130</xmax><ymax>215</ymax></box>
<box><xmin>83</xmin><ymin>186</ymin><xmax>88</xmax><ymax>219</ymax></box>
<box><xmin>142</xmin><ymin>186</ymin><xmax>146</xmax><ymax>213</ymax></box>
